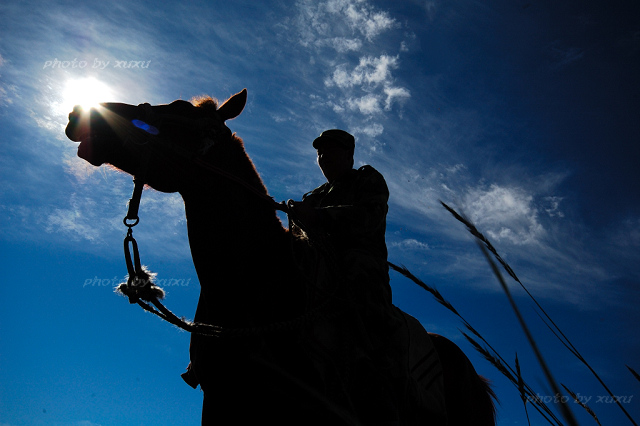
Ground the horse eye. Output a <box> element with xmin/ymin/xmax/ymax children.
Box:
<box><xmin>198</xmin><ymin>138</ymin><xmax>216</xmax><ymax>155</ymax></box>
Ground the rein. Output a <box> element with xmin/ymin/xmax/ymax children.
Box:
<box><xmin>192</xmin><ymin>157</ymin><xmax>289</xmax><ymax>213</ymax></box>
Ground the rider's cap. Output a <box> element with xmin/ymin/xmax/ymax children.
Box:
<box><xmin>312</xmin><ymin>129</ymin><xmax>355</xmax><ymax>150</ymax></box>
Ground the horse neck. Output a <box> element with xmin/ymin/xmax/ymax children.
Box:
<box><xmin>182</xmin><ymin>179</ymin><xmax>287</xmax><ymax>269</ymax></box>
<box><xmin>178</xmin><ymin>149</ymin><xmax>297</xmax><ymax>325</ymax></box>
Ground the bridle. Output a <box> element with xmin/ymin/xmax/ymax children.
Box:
<box><xmin>126</xmin><ymin>103</ymin><xmax>291</xmax><ymax>209</ymax></box>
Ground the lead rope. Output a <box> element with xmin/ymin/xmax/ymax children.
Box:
<box><xmin>118</xmin><ymin>157</ymin><xmax>166</xmax><ymax>304</ymax></box>
<box><xmin>115</xmin><ymin>165</ymin><xmax>212</xmax><ymax>333</ymax></box>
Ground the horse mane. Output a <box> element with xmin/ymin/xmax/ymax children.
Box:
<box><xmin>190</xmin><ymin>95</ymin><xmax>219</xmax><ymax>112</ymax></box>
<box><xmin>189</xmin><ymin>94</ymin><xmax>272</xmax><ymax>209</ymax></box>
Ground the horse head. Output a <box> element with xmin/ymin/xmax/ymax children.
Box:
<box><xmin>65</xmin><ymin>89</ymin><xmax>248</xmax><ymax>193</ymax></box>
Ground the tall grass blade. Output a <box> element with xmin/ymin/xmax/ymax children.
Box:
<box><xmin>562</xmin><ymin>384</ymin><xmax>601</xmax><ymax>425</ymax></box>
<box><xmin>389</xmin><ymin>260</ymin><xmax>568</xmax><ymax>425</ymax></box>
<box><xmin>628</xmin><ymin>365</ymin><xmax>640</xmax><ymax>383</ymax></box>
<box><xmin>387</xmin><ymin>262</ymin><xmax>459</xmax><ymax>316</ymax></box>
<box><xmin>441</xmin><ymin>201</ymin><xmax>639</xmax><ymax>426</ymax></box>
<box><xmin>516</xmin><ymin>353</ymin><xmax>531</xmax><ymax>426</ymax></box>
<box><xmin>389</xmin><ymin>262</ymin><xmax>513</xmax><ymax>386</ymax></box>
<box><xmin>477</xmin><ymin>240</ymin><xmax>578</xmax><ymax>426</ymax></box>
<box><xmin>462</xmin><ymin>332</ymin><xmax>563</xmax><ymax>425</ymax></box>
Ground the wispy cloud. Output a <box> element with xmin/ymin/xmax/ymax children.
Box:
<box><xmin>380</xmin><ymin>155</ymin><xmax>623</xmax><ymax>305</ymax></box>
<box><xmin>315</xmin><ymin>37</ymin><xmax>363</xmax><ymax>52</ymax></box>
<box><xmin>351</xmin><ymin>122</ymin><xmax>384</xmax><ymax>138</ymax></box>
<box><xmin>424</xmin><ymin>1</ymin><xmax>438</xmax><ymax>21</ymax></box>
<box><xmin>291</xmin><ymin>0</ymin><xmax>410</xmax><ymax>133</ymax></box>
<box><xmin>325</xmin><ymin>55</ymin><xmax>400</xmax><ymax>88</ymax></box>
<box><xmin>549</xmin><ymin>41</ymin><xmax>585</xmax><ymax>70</ymax></box>
<box><xmin>346</xmin><ymin>93</ymin><xmax>382</xmax><ymax>114</ymax></box>
<box><xmin>42</xmin><ymin>178</ymin><xmax>191</xmax><ymax>260</ymax></box>
<box><xmin>46</xmin><ymin>207</ymin><xmax>103</xmax><ymax>242</ymax></box>
<box><xmin>390</xmin><ymin>238</ymin><xmax>431</xmax><ymax>251</ymax></box>
<box><xmin>465</xmin><ymin>184</ymin><xmax>545</xmax><ymax>246</ymax></box>
<box><xmin>323</xmin><ymin>53</ymin><xmax>410</xmax><ymax>118</ymax></box>
<box><xmin>341</xmin><ymin>1</ymin><xmax>398</xmax><ymax>41</ymax></box>
<box><xmin>0</xmin><ymin>53</ymin><xmax>18</xmax><ymax>108</ymax></box>
<box><xmin>295</xmin><ymin>0</ymin><xmax>399</xmax><ymax>47</ymax></box>
<box><xmin>383</xmin><ymin>86</ymin><xmax>410</xmax><ymax>110</ymax></box>
<box><xmin>543</xmin><ymin>196</ymin><xmax>565</xmax><ymax>218</ymax></box>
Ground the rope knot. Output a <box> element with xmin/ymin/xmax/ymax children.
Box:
<box><xmin>116</xmin><ymin>266</ymin><xmax>166</xmax><ymax>303</ymax></box>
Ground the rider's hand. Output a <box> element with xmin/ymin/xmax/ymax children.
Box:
<box><xmin>287</xmin><ymin>200</ymin><xmax>321</xmax><ymax>228</ymax></box>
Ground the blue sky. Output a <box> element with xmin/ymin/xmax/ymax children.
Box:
<box><xmin>1</xmin><ymin>0</ymin><xmax>639</xmax><ymax>425</ymax></box>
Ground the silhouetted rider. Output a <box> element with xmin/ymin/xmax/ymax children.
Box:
<box><xmin>290</xmin><ymin>129</ymin><xmax>404</xmax><ymax>425</ymax></box>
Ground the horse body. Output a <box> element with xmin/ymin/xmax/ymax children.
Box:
<box><xmin>65</xmin><ymin>89</ymin><xmax>495</xmax><ymax>425</ymax></box>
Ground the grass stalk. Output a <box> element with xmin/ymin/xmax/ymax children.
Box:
<box><xmin>440</xmin><ymin>201</ymin><xmax>638</xmax><ymax>426</ymax></box>
<box><xmin>476</xmin><ymin>240</ymin><xmax>579</xmax><ymax>426</ymax></box>
<box><xmin>462</xmin><ymin>332</ymin><xmax>562</xmax><ymax>425</ymax></box>
<box><xmin>516</xmin><ymin>353</ymin><xmax>532</xmax><ymax>426</ymax></box>
<box><xmin>562</xmin><ymin>384</ymin><xmax>601</xmax><ymax>425</ymax></box>
<box><xmin>389</xmin><ymin>261</ymin><xmax>564</xmax><ymax>425</ymax></box>
<box><xmin>628</xmin><ymin>365</ymin><xmax>640</xmax><ymax>383</ymax></box>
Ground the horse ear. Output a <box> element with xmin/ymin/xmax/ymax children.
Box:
<box><xmin>218</xmin><ymin>89</ymin><xmax>247</xmax><ymax>121</ymax></box>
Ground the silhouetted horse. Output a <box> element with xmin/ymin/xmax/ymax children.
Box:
<box><xmin>66</xmin><ymin>89</ymin><xmax>495</xmax><ymax>425</ymax></box>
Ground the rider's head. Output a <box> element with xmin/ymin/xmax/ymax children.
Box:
<box><xmin>312</xmin><ymin>129</ymin><xmax>355</xmax><ymax>182</ymax></box>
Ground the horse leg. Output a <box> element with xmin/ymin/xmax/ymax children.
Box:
<box><xmin>429</xmin><ymin>333</ymin><xmax>496</xmax><ymax>426</ymax></box>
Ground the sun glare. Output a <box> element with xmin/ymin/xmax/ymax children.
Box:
<box><xmin>60</xmin><ymin>77</ymin><xmax>114</xmax><ymax>114</ymax></box>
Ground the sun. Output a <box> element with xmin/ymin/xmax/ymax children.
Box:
<box><xmin>59</xmin><ymin>77</ymin><xmax>114</xmax><ymax>114</ymax></box>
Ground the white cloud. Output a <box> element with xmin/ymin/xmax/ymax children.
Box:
<box><xmin>348</xmin><ymin>5</ymin><xmax>397</xmax><ymax>41</ymax></box>
<box><xmin>446</xmin><ymin>164</ymin><xmax>466</xmax><ymax>174</ymax></box>
<box><xmin>325</xmin><ymin>54</ymin><xmax>410</xmax><ymax>116</ymax></box>
<box><xmin>46</xmin><ymin>208</ymin><xmax>102</xmax><ymax>242</ymax></box>
<box><xmin>326</xmin><ymin>67</ymin><xmax>353</xmax><ymax>88</ymax></box>
<box><xmin>384</xmin><ymin>86</ymin><xmax>410</xmax><ymax>110</ymax></box>
<box><xmin>424</xmin><ymin>1</ymin><xmax>437</xmax><ymax>21</ymax></box>
<box><xmin>332</xmin><ymin>103</ymin><xmax>346</xmax><ymax>113</ymax></box>
<box><xmin>391</xmin><ymin>238</ymin><xmax>430</xmax><ymax>251</ymax></box>
<box><xmin>347</xmin><ymin>94</ymin><xmax>382</xmax><ymax>114</ymax></box>
<box><xmin>326</xmin><ymin>55</ymin><xmax>400</xmax><ymax>88</ymax></box>
<box><xmin>543</xmin><ymin>196</ymin><xmax>564</xmax><ymax>218</ymax></box>
<box><xmin>317</xmin><ymin>37</ymin><xmax>363</xmax><ymax>52</ymax></box>
<box><xmin>364</xmin><ymin>55</ymin><xmax>398</xmax><ymax>84</ymax></box>
<box><xmin>294</xmin><ymin>0</ymin><xmax>398</xmax><ymax>50</ymax></box>
<box><xmin>292</xmin><ymin>0</ymin><xmax>409</xmax><ymax>125</ymax></box>
<box><xmin>465</xmin><ymin>184</ymin><xmax>545</xmax><ymax>245</ymax></box>
<box><xmin>352</xmin><ymin>123</ymin><xmax>384</xmax><ymax>137</ymax></box>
